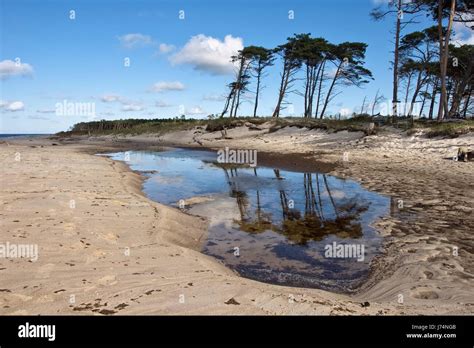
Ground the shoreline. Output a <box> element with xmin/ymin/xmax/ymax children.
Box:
<box><xmin>1</xmin><ymin>126</ymin><xmax>473</xmax><ymax>314</ymax></box>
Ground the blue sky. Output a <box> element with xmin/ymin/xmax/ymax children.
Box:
<box><xmin>1</xmin><ymin>0</ymin><xmax>471</xmax><ymax>133</ymax></box>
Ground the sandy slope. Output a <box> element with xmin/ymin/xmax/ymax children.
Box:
<box><xmin>0</xmin><ymin>125</ymin><xmax>472</xmax><ymax>315</ymax></box>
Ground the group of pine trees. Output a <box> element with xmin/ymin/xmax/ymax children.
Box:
<box><xmin>221</xmin><ymin>34</ymin><xmax>373</xmax><ymax>119</ymax></box>
<box><xmin>221</xmin><ymin>0</ymin><xmax>473</xmax><ymax>121</ymax></box>
<box><xmin>372</xmin><ymin>0</ymin><xmax>473</xmax><ymax>120</ymax></box>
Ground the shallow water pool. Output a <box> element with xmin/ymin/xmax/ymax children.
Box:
<box><xmin>107</xmin><ymin>148</ymin><xmax>390</xmax><ymax>292</ymax></box>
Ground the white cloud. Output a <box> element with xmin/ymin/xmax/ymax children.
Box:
<box><xmin>170</xmin><ymin>34</ymin><xmax>243</xmax><ymax>75</ymax></box>
<box><xmin>203</xmin><ymin>94</ymin><xmax>225</xmax><ymax>102</ymax></box>
<box><xmin>99</xmin><ymin>93</ymin><xmax>144</xmax><ymax>112</ymax></box>
<box><xmin>338</xmin><ymin>108</ymin><xmax>352</xmax><ymax>117</ymax></box>
<box><xmin>121</xmin><ymin>104</ymin><xmax>144</xmax><ymax>112</ymax></box>
<box><xmin>156</xmin><ymin>100</ymin><xmax>173</xmax><ymax>107</ymax></box>
<box><xmin>150</xmin><ymin>81</ymin><xmax>185</xmax><ymax>93</ymax></box>
<box><xmin>186</xmin><ymin>106</ymin><xmax>205</xmax><ymax>115</ymax></box>
<box><xmin>326</xmin><ymin>67</ymin><xmax>339</xmax><ymax>79</ymax></box>
<box><xmin>159</xmin><ymin>43</ymin><xmax>176</xmax><ymax>54</ymax></box>
<box><xmin>8</xmin><ymin>101</ymin><xmax>25</xmax><ymax>111</ymax></box>
<box><xmin>101</xmin><ymin>94</ymin><xmax>122</xmax><ymax>103</ymax></box>
<box><xmin>452</xmin><ymin>22</ymin><xmax>474</xmax><ymax>46</ymax></box>
<box><xmin>0</xmin><ymin>60</ymin><xmax>33</xmax><ymax>79</ymax></box>
<box><xmin>0</xmin><ymin>100</ymin><xmax>25</xmax><ymax>112</ymax></box>
<box><xmin>118</xmin><ymin>33</ymin><xmax>153</xmax><ymax>49</ymax></box>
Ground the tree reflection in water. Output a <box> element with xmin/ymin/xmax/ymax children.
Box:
<box><xmin>217</xmin><ymin>164</ymin><xmax>369</xmax><ymax>245</ymax></box>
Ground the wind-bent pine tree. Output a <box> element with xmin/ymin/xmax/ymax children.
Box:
<box><xmin>399</xmin><ymin>26</ymin><xmax>438</xmax><ymax>116</ymax></box>
<box><xmin>319</xmin><ymin>42</ymin><xmax>373</xmax><ymax>118</ymax></box>
<box><xmin>297</xmin><ymin>35</ymin><xmax>330</xmax><ymax>118</ymax></box>
<box><xmin>243</xmin><ymin>46</ymin><xmax>275</xmax><ymax>117</ymax></box>
<box><xmin>272</xmin><ymin>35</ymin><xmax>303</xmax><ymax>118</ymax></box>
<box><xmin>223</xmin><ymin>48</ymin><xmax>254</xmax><ymax>118</ymax></box>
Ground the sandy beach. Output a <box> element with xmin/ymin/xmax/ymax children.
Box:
<box><xmin>0</xmin><ymin>124</ymin><xmax>473</xmax><ymax>315</ymax></box>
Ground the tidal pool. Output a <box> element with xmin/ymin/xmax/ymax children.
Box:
<box><xmin>106</xmin><ymin>148</ymin><xmax>390</xmax><ymax>292</ymax></box>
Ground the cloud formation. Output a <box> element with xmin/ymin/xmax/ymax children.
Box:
<box><xmin>170</xmin><ymin>34</ymin><xmax>243</xmax><ymax>75</ymax></box>
<box><xmin>101</xmin><ymin>94</ymin><xmax>122</xmax><ymax>103</ymax></box>
<box><xmin>159</xmin><ymin>43</ymin><xmax>176</xmax><ymax>54</ymax></box>
<box><xmin>338</xmin><ymin>108</ymin><xmax>352</xmax><ymax>117</ymax></box>
<box><xmin>186</xmin><ymin>106</ymin><xmax>205</xmax><ymax>115</ymax></box>
<box><xmin>150</xmin><ymin>81</ymin><xmax>185</xmax><ymax>93</ymax></box>
<box><xmin>121</xmin><ymin>103</ymin><xmax>144</xmax><ymax>112</ymax></box>
<box><xmin>0</xmin><ymin>100</ymin><xmax>25</xmax><ymax>112</ymax></box>
<box><xmin>118</xmin><ymin>33</ymin><xmax>153</xmax><ymax>49</ymax></box>
<box><xmin>452</xmin><ymin>22</ymin><xmax>474</xmax><ymax>46</ymax></box>
<box><xmin>99</xmin><ymin>94</ymin><xmax>145</xmax><ymax>112</ymax></box>
<box><xmin>0</xmin><ymin>60</ymin><xmax>33</xmax><ymax>79</ymax></box>
<box><xmin>203</xmin><ymin>94</ymin><xmax>226</xmax><ymax>102</ymax></box>
<box><xmin>156</xmin><ymin>100</ymin><xmax>174</xmax><ymax>107</ymax></box>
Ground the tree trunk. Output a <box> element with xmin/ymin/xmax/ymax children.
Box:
<box><xmin>449</xmin><ymin>67</ymin><xmax>472</xmax><ymax>117</ymax></box>
<box><xmin>306</xmin><ymin>65</ymin><xmax>317</xmax><ymax>118</ymax></box>
<box><xmin>309</xmin><ymin>60</ymin><xmax>324</xmax><ymax>119</ymax></box>
<box><xmin>392</xmin><ymin>0</ymin><xmax>402</xmax><ymax>122</ymax></box>
<box><xmin>304</xmin><ymin>65</ymin><xmax>310</xmax><ymax>117</ymax></box>
<box><xmin>462</xmin><ymin>86</ymin><xmax>472</xmax><ymax>118</ymax></box>
<box><xmin>408</xmin><ymin>70</ymin><xmax>423</xmax><ymax>116</ymax></box>
<box><xmin>229</xmin><ymin>87</ymin><xmax>237</xmax><ymax>118</ymax></box>
<box><xmin>371</xmin><ymin>89</ymin><xmax>379</xmax><ymax>116</ymax></box>
<box><xmin>273</xmin><ymin>63</ymin><xmax>290</xmax><ymax>118</ymax></box>
<box><xmin>419</xmin><ymin>83</ymin><xmax>429</xmax><ymax>118</ymax></box>
<box><xmin>448</xmin><ymin>80</ymin><xmax>462</xmax><ymax>117</ymax></box>
<box><xmin>428</xmin><ymin>78</ymin><xmax>438</xmax><ymax>120</ymax></box>
<box><xmin>437</xmin><ymin>0</ymin><xmax>456</xmax><ymax>121</ymax></box>
<box><xmin>231</xmin><ymin>57</ymin><xmax>246</xmax><ymax>118</ymax></box>
<box><xmin>234</xmin><ymin>88</ymin><xmax>242</xmax><ymax>117</ymax></box>
<box><xmin>253</xmin><ymin>67</ymin><xmax>261</xmax><ymax>117</ymax></box>
<box><xmin>404</xmin><ymin>73</ymin><xmax>412</xmax><ymax>116</ymax></box>
<box><xmin>320</xmin><ymin>62</ymin><xmax>341</xmax><ymax>119</ymax></box>
<box><xmin>221</xmin><ymin>89</ymin><xmax>233</xmax><ymax>117</ymax></box>
<box><xmin>314</xmin><ymin>60</ymin><xmax>326</xmax><ymax>118</ymax></box>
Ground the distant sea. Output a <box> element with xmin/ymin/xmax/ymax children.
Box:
<box><xmin>0</xmin><ymin>134</ymin><xmax>51</xmax><ymax>139</ymax></box>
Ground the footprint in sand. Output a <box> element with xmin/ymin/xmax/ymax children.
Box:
<box><xmin>411</xmin><ymin>287</ymin><xmax>440</xmax><ymax>300</ymax></box>
<box><xmin>99</xmin><ymin>232</ymin><xmax>119</xmax><ymax>244</ymax></box>
<box><xmin>97</xmin><ymin>275</ymin><xmax>118</xmax><ymax>286</ymax></box>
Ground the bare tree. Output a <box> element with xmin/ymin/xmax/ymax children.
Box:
<box><xmin>371</xmin><ymin>89</ymin><xmax>386</xmax><ymax>115</ymax></box>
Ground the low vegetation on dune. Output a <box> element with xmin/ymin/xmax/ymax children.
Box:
<box><xmin>420</xmin><ymin>119</ymin><xmax>474</xmax><ymax>138</ymax></box>
<box><xmin>57</xmin><ymin>115</ymin><xmax>473</xmax><ymax>139</ymax></box>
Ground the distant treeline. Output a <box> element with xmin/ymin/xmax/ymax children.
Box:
<box><xmin>69</xmin><ymin>118</ymin><xmax>196</xmax><ymax>133</ymax></box>
<box><xmin>64</xmin><ymin>116</ymin><xmax>267</xmax><ymax>136</ymax></box>
<box><xmin>61</xmin><ymin>115</ymin><xmax>474</xmax><ymax>140</ymax></box>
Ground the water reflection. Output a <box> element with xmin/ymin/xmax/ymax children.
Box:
<box><xmin>218</xmin><ymin>164</ymin><xmax>368</xmax><ymax>245</ymax></box>
<box><xmin>107</xmin><ymin>149</ymin><xmax>390</xmax><ymax>292</ymax></box>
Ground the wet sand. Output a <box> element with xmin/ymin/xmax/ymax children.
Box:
<box><xmin>0</xmin><ymin>125</ymin><xmax>473</xmax><ymax>315</ymax></box>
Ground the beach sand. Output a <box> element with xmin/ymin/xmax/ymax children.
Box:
<box><xmin>0</xmin><ymin>125</ymin><xmax>473</xmax><ymax>315</ymax></box>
